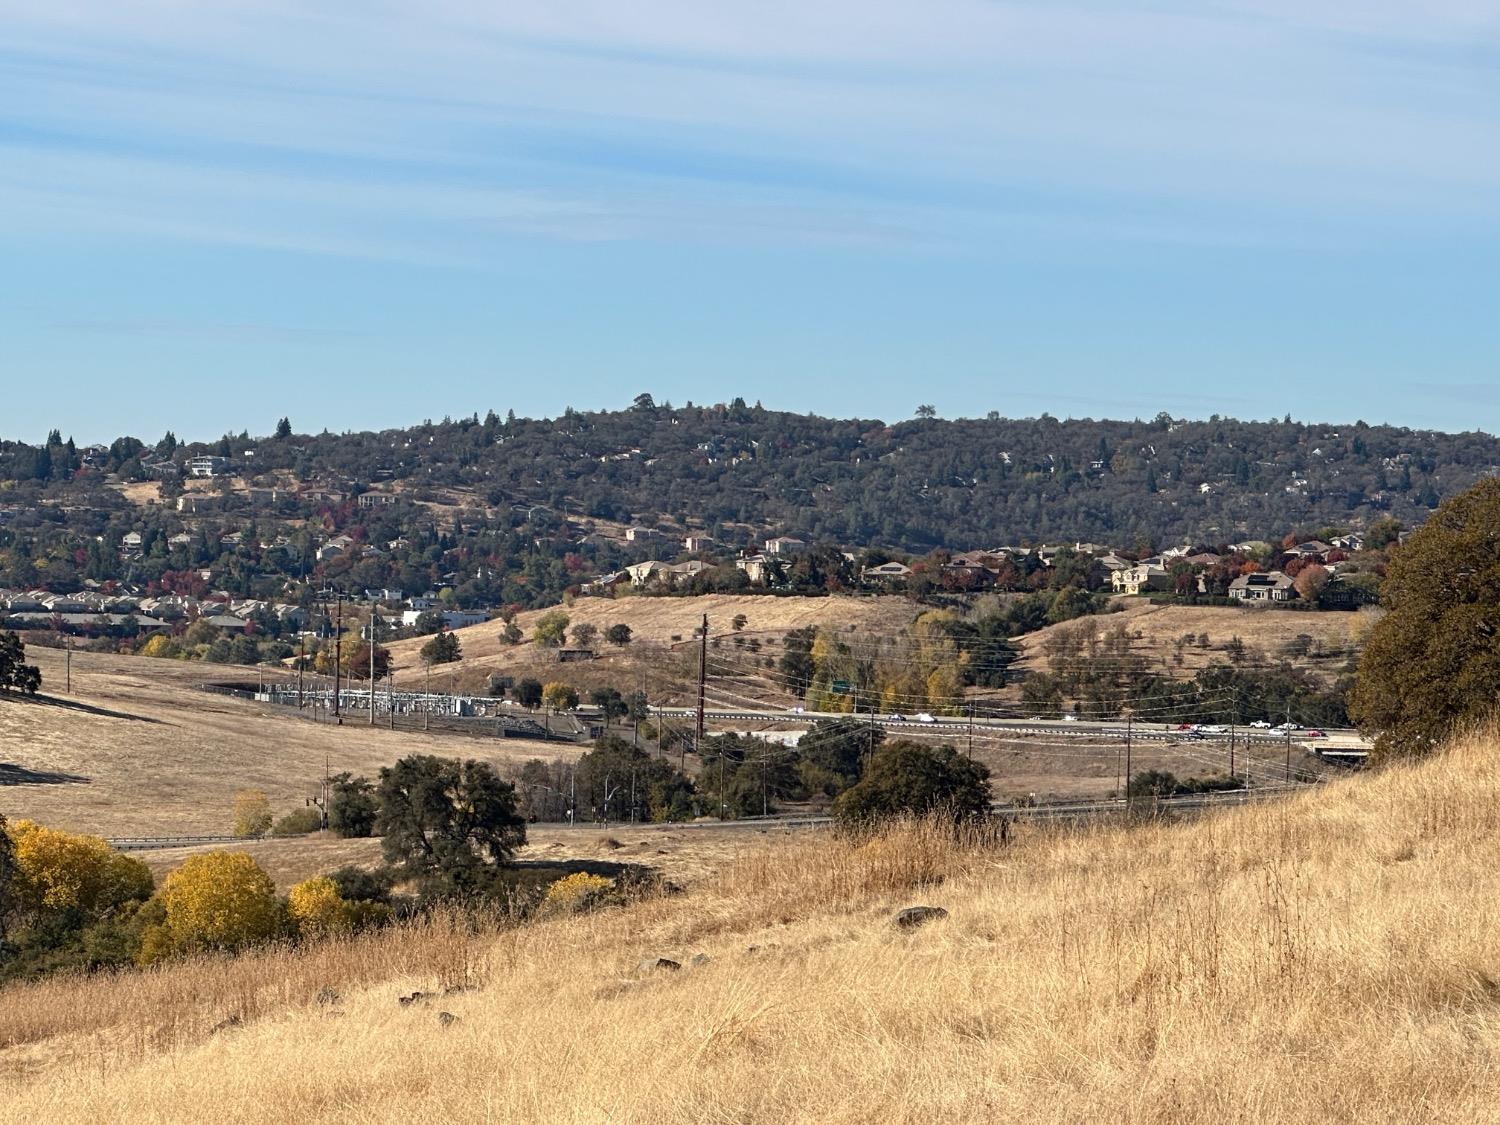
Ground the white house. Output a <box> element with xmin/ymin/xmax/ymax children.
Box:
<box><xmin>763</xmin><ymin>536</ymin><xmax>806</xmax><ymax>556</ymax></box>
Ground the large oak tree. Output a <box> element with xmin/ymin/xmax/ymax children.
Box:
<box><xmin>1351</xmin><ymin>478</ymin><xmax>1500</xmax><ymax>759</ymax></box>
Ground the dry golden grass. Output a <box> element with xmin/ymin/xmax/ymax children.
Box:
<box><xmin>385</xmin><ymin>592</ymin><xmax>921</xmax><ymax>680</ymax></box>
<box><xmin>141</xmin><ymin>824</ymin><xmax>754</xmax><ymax>892</ymax></box>
<box><xmin>6</xmin><ymin>729</ymin><xmax>1500</xmax><ymax>1123</ymax></box>
<box><xmin>0</xmin><ymin>648</ymin><xmax>574</xmax><ymax>838</ymax></box>
<box><xmin>1015</xmin><ymin>599</ymin><xmax>1365</xmax><ymax>686</ymax></box>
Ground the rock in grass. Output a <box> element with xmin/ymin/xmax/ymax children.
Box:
<box><xmin>894</xmin><ymin>906</ymin><xmax>949</xmax><ymax>930</ymax></box>
<box><xmin>438</xmin><ymin>1011</ymin><xmax>458</xmax><ymax>1027</ymax></box>
<box><xmin>398</xmin><ymin>991</ymin><xmax>429</xmax><ymax>1007</ymax></box>
<box><xmin>637</xmin><ymin>957</ymin><xmax>681</xmax><ymax>973</ymax></box>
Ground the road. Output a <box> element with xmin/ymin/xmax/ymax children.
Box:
<box><xmin>647</xmin><ymin>705</ymin><xmax>1363</xmax><ymax>748</ymax></box>
<box><xmin>106</xmin><ymin>787</ymin><xmax>1300</xmax><ymax>851</ymax></box>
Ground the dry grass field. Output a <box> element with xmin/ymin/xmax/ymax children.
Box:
<box><xmin>1014</xmin><ymin>599</ymin><xmax>1370</xmax><ymax>686</ymax></box>
<box><xmin>138</xmin><ymin>823</ymin><xmax>759</xmax><ymax>893</ymax></box>
<box><xmin>385</xmin><ymin>592</ymin><xmax>922</xmax><ymax>694</ymax></box>
<box><xmin>3</xmin><ymin>728</ymin><xmax>1498</xmax><ymax>1122</ymax></box>
<box><xmin>0</xmin><ymin>647</ymin><xmax>576</xmax><ymax>838</ymax></box>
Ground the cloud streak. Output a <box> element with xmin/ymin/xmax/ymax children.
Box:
<box><xmin>2</xmin><ymin>0</ymin><xmax>1498</xmax><ymax>266</ymax></box>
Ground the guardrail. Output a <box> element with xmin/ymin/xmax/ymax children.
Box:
<box><xmin>107</xmin><ymin>835</ymin><xmax>241</xmax><ymax>851</ymax></box>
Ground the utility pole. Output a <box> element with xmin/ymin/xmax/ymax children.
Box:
<box><xmin>1285</xmin><ymin>728</ymin><xmax>1293</xmax><ymax>784</ymax></box>
<box><xmin>967</xmin><ymin>701</ymin><xmax>974</xmax><ymax>759</ymax></box>
<box><xmin>331</xmin><ymin>591</ymin><xmax>345</xmax><ymax>725</ymax></box>
<box><xmin>423</xmin><ymin>661</ymin><xmax>430</xmax><ymax>731</ymax></box>
<box><xmin>368</xmin><ymin>611</ymin><xmax>377</xmax><ymax>726</ymax></box>
<box><xmin>1124</xmin><ymin>711</ymin><xmax>1133</xmax><ymax>807</ymax></box>
<box><xmin>298</xmin><ymin>632</ymin><xmax>306</xmax><ymax>709</ymax></box>
<box><xmin>65</xmin><ymin>636</ymin><xmax>72</xmax><ymax>693</ymax></box>
<box><xmin>695</xmin><ymin>613</ymin><xmax>708</xmax><ymax>754</ymax></box>
<box><xmin>1229</xmin><ymin>722</ymin><xmax>1236</xmax><ymax>780</ymax></box>
<box><xmin>389</xmin><ymin>669</ymin><xmax>395</xmax><ymax>731</ymax></box>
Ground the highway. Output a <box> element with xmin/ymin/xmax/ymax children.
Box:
<box><xmin>646</xmin><ymin>704</ymin><xmax>1362</xmax><ymax>748</ymax></box>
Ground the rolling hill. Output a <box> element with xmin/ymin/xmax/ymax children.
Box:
<box><xmin>3</xmin><ymin>726</ymin><xmax>1496</xmax><ymax>1121</ymax></box>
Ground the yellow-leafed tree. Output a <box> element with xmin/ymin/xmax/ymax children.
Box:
<box><xmin>5</xmin><ymin>819</ymin><xmax>153</xmax><ymax>918</ymax></box>
<box><xmin>159</xmin><ymin>851</ymin><xmax>281</xmax><ymax>952</ymax></box>
<box><xmin>232</xmin><ymin>789</ymin><xmax>273</xmax><ymax>838</ymax></box>
<box><xmin>287</xmin><ymin>876</ymin><xmax>352</xmax><ymax>935</ymax></box>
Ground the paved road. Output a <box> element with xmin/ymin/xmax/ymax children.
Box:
<box><xmin>647</xmin><ymin>705</ymin><xmax>1362</xmax><ymax>747</ymax></box>
<box><xmin>106</xmin><ymin>787</ymin><xmax>1300</xmax><ymax>850</ymax></box>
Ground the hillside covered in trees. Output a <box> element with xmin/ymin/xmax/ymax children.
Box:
<box><xmin>1</xmin><ymin>399</ymin><xmax>1496</xmax><ymax>575</ymax></box>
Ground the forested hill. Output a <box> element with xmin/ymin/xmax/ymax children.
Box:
<box><xmin>7</xmin><ymin>400</ymin><xmax>1499</xmax><ymax>549</ymax></box>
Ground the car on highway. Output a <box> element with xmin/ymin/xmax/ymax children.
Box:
<box><xmin>1197</xmin><ymin>724</ymin><xmax>1227</xmax><ymax>735</ymax></box>
<box><xmin>1249</xmin><ymin>720</ymin><xmax>1272</xmax><ymax>728</ymax></box>
<box><xmin>1062</xmin><ymin>713</ymin><xmax>1078</xmax><ymax>722</ymax></box>
<box><xmin>915</xmin><ymin>712</ymin><xmax>935</xmax><ymax>723</ymax></box>
<box><xmin>1303</xmin><ymin>729</ymin><xmax>1326</xmax><ymax>739</ymax></box>
<box><xmin>1174</xmin><ymin>723</ymin><xmax>1195</xmax><ymax>731</ymax></box>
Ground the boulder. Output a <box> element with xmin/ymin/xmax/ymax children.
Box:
<box><xmin>637</xmin><ymin>957</ymin><xmax>682</xmax><ymax>973</ymax></box>
<box><xmin>894</xmin><ymin>906</ymin><xmax>949</xmax><ymax>930</ymax></box>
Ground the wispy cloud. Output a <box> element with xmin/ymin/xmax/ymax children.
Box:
<box><xmin>2</xmin><ymin>1</ymin><xmax>1498</xmax><ymax>265</ymax></box>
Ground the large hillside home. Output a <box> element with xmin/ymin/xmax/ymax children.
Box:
<box><xmin>1111</xmin><ymin>563</ymin><xmax>1172</xmax><ymax>595</ymax></box>
<box><xmin>1228</xmin><ymin>571</ymin><xmax>1296</xmax><ymax>601</ymax></box>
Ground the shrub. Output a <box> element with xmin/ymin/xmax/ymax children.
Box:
<box><xmin>542</xmin><ymin>681</ymin><xmax>579</xmax><ymax>711</ymax></box>
<box><xmin>271</xmin><ymin>807</ymin><xmax>324</xmax><ymax>837</ymax></box>
<box><xmin>833</xmin><ymin>742</ymin><xmax>991</xmax><ymax>826</ymax></box>
<box><xmin>516</xmin><ymin>677</ymin><xmax>544</xmax><ymax>708</ymax></box>
<box><xmin>5</xmin><ymin>820</ymin><xmax>154</xmax><ymax>919</ymax></box>
<box><xmin>533</xmin><ymin>610</ymin><xmax>570</xmax><ymax>648</ymax></box>
<box><xmin>327</xmin><ymin>864</ymin><xmax>395</xmax><ymax>905</ymax></box>
<box><xmin>159</xmin><ymin>852</ymin><xmax>282</xmax><ymax>953</ymax></box>
<box><xmin>540</xmin><ymin>872</ymin><xmax>615</xmax><ymax>915</ymax></box>
<box><xmin>287</xmin><ymin>876</ymin><xmax>353</xmax><ymax>935</ymax></box>
<box><xmin>328</xmin><ymin>773</ymin><xmax>378</xmax><ymax>838</ymax></box>
<box><xmin>232</xmin><ymin>790</ymin><xmax>273</xmax><ymax>838</ymax></box>
<box><xmin>420</xmin><ymin>631</ymin><xmax>462</xmax><ymax>665</ymax></box>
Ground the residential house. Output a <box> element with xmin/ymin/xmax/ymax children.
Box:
<box><xmin>1286</xmin><ymin>541</ymin><xmax>1332</xmax><ymax>561</ymax></box>
<box><xmin>1112</xmin><ymin>564</ymin><xmax>1172</xmax><ymax>596</ymax></box>
<box><xmin>399</xmin><ymin>608</ymin><xmax>487</xmax><ymax>630</ymax></box>
<box><xmin>121</xmin><ymin>531</ymin><xmax>143</xmax><ymax>551</ymax></box>
<box><xmin>188</xmin><ymin>455</ymin><xmax>229</xmax><ymax>478</ymax></box>
<box><xmin>683</xmin><ymin>534</ymin><xmax>716</xmax><ymax>553</ymax></box>
<box><xmin>580</xmin><ymin>572</ymin><xmax>625</xmax><ymax>596</ymax></box>
<box><xmin>625</xmin><ymin>526</ymin><xmax>658</xmax><ymax>542</ymax></box>
<box><xmin>177</xmin><ymin>494</ymin><xmax>221</xmax><ymax>514</ymax></box>
<box><xmin>364</xmin><ymin>588</ymin><xmax>403</xmax><ymax>603</ymax></box>
<box><xmin>1096</xmin><ymin>552</ymin><xmax>1133</xmax><ymax>573</ymax></box>
<box><xmin>168</xmin><ymin>533</ymin><xmax>194</xmax><ymax>550</ymax></box>
<box><xmin>316</xmin><ymin>535</ymin><xmax>355</xmax><ymax>562</ymax></box>
<box><xmin>667</xmin><ymin>560</ymin><xmax>713</xmax><ymax>584</ymax></box>
<box><xmin>862</xmin><ymin>561</ymin><xmax>912</xmax><ymax>583</ymax></box>
<box><xmin>736</xmin><ymin>555</ymin><xmax>771</xmax><ymax>584</ymax></box>
<box><xmin>1228</xmin><ymin>572</ymin><xmax>1297</xmax><ymax>602</ymax></box>
<box><xmin>203</xmin><ymin>613</ymin><xmax>250</xmax><ymax>631</ymax></box>
<box><xmin>763</xmin><ymin>536</ymin><xmax>806</xmax><ymax>556</ymax></box>
<box><xmin>357</xmin><ymin>492</ymin><xmax>396</xmax><ymax>508</ymax></box>
<box><xmin>625</xmin><ymin>560</ymin><xmax>668</xmax><ymax>588</ymax></box>
<box><xmin>1329</xmin><ymin>533</ymin><xmax>1365</xmax><ymax>552</ymax></box>
<box><xmin>1183</xmin><ymin>552</ymin><xmax>1223</xmax><ymax>568</ymax></box>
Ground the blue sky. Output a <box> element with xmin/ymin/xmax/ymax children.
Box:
<box><xmin>3</xmin><ymin>1</ymin><xmax>1499</xmax><ymax>444</ymax></box>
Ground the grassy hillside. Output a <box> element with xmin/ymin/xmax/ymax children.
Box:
<box><xmin>1014</xmin><ymin>600</ymin><xmax>1369</xmax><ymax>688</ymax></box>
<box><xmin>385</xmin><ymin>592</ymin><xmax>923</xmax><ymax>703</ymax></box>
<box><xmin>0</xmin><ymin>647</ymin><xmax>563</xmax><ymax>838</ymax></box>
<box><xmin>5</xmin><ymin>728</ymin><xmax>1497</xmax><ymax>1122</ymax></box>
